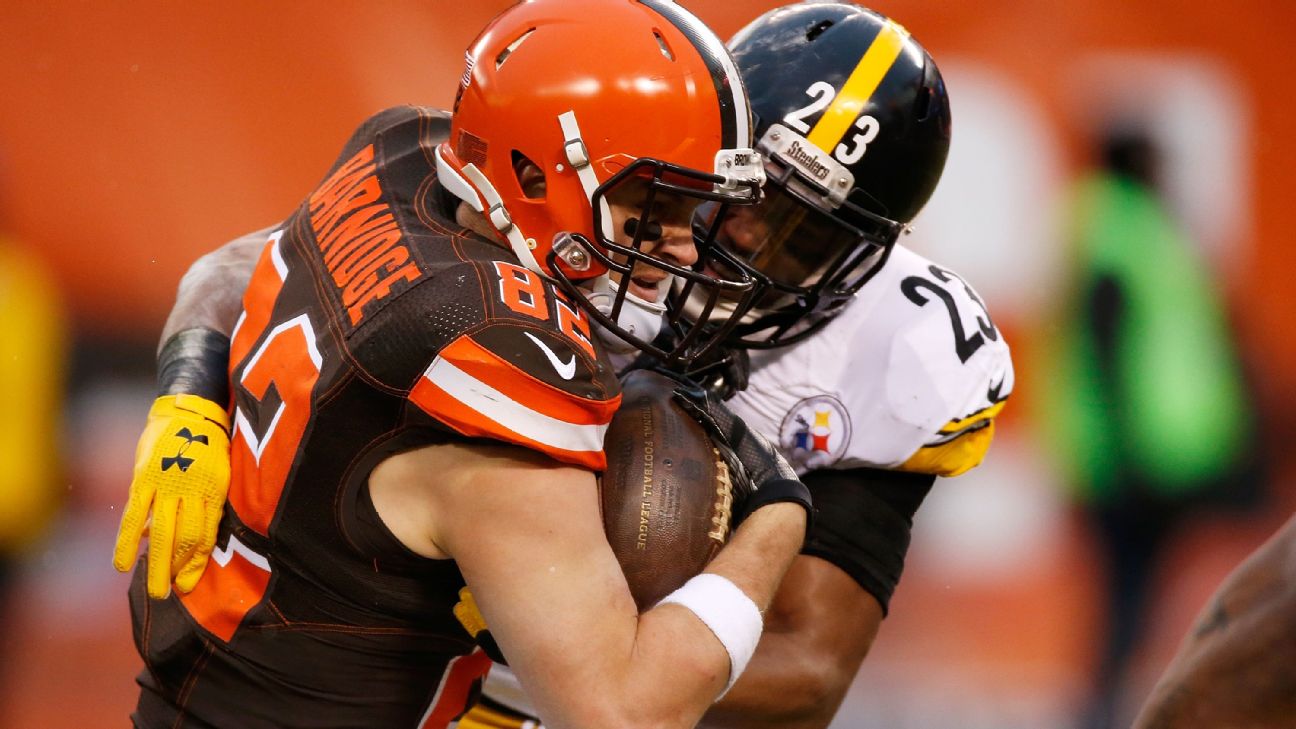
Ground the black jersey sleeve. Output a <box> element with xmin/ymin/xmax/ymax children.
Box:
<box><xmin>316</xmin><ymin>105</ymin><xmax>433</xmax><ymax>185</ymax></box>
<box><xmin>800</xmin><ymin>467</ymin><xmax>935</xmax><ymax>615</ymax></box>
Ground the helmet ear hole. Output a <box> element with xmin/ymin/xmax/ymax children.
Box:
<box><xmin>914</xmin><ymin>86</ymin><xmax>934</xmax><ymax>121</ymax></box>
<box><xmin>495</xmin><ymin>27</ymin><xmax>536</xmax><ymax>70</ymax></box>
<box><xmin>652</xmin><ymin>29</ymin><xmax>675</xmax><ymax>61</ymax></box>
<box><xmin>511</xmin><ymin>150</ymin><xmax>546</xmax><ymax>200</ymax></box>
<box><xmin>806</xmin><ymin>19</ymin><xmax>834</xmax><ymax>42</ymax></box>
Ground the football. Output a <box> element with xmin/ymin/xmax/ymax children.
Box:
<box><xmin>600</xmin><ymin>369</ymin><xmax>734</xmax><ymax>611</ymax></box>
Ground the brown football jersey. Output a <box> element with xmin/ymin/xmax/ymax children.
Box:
<box><xmin>130</xmin><ymin>106</ymin><xmax>621</xmax><ymax>728</ymax></box>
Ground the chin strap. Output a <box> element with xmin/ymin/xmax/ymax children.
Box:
<box><xmin>435</xmin><ymin>144</ymin><xmax>544</xmax><ymax>275</ymax></box>
<box><xmin>584</xmin><ymin>275</ymin><xmax>669</xmax><ymax>354</ymax></box>
<box><xmin>558</xmin><ymin>110</ymin><xmax>615</xmax><ymax>243</ymax></box>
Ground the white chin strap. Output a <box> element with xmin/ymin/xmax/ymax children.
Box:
<box><xmin>584</xmin><ymin>275</ymin><xmax>669</xmax><ymax>354</ymax></box>
<box><xmin>559</xmin><ymin>110</ymin><xmax>615</xmax><ymax>243</ymax></box>
<box><xmin>437</xmin><ymin>113</ymin><xmax>612</xmax><ymax>277</ymax></box>
<box><xmin>435</xmin><ymin>144</ymin><xmax>544</xmax><ymax>275</ymax></box>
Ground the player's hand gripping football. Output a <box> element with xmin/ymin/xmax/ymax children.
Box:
<box><xmin>685</xmin><ymin>344</ymin><xmax>751</xmax><ymax>402</ymax></box>
<box><xmin>666</xmin><ymin>374</ymin><xmax>812</xmax><ymax>531</ymax></box>
<box><xmin>112</xmin><ymin>394</ymin><xmax>231</xmax><ymax>598</ymax></box>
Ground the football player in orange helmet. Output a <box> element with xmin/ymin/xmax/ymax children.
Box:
<box><xmin>120</xmin><ymin>2</ymin><xmax>1009</xmax><ymax>728</ymax></box>
<box><xmin>112</xmin><ymin>2</ymin><xmax>811</xmax><ymax>728</ymax></box>
<box><xmin>416</xmin><ymin>9</ymin><xmax>991</xmax><ymax>728</ymax></box>
<box><xmin>435</xmin><ymin>0</ymin><xmax>767</xmax><ymax>367</ymax></box>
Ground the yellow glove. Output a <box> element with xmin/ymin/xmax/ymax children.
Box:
<box><xmin>112</xmin><ymin>394</ymin><xmax>231</xmax><ymax>598</ymax></box>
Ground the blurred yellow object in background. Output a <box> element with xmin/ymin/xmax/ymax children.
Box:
<box><xmin>0</xmin><ymin>239</ymin><xmax>64</xmax><ymax>554</ymax></box>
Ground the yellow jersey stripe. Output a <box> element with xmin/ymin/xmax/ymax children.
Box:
<box><xmin>900</xmin><ymin>421</ymin><xmax>996</xmax><ymax>477</ymax></box>
<box><xmin>806</xmin><ymin>20</ymin><xmax>909</xmax><ymax>154</ymax></box>
<box><xmin>940</xmin><ymin>400</ymin><xmax>1007</xmax><ymax>435</ymax></box>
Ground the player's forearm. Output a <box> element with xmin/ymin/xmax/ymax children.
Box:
<box><xmin>698</xmin><ymin>627</ymin><xmax>851</xmax><ymax>729</ymax></box>
<box><xmin>702</xmin><ymin>502</ymin><xmax>807</xmax><ymax>610</ymax></box>
<box><xmin>700</xmin><ymin>556</ymin><xmax>884</xmax><ymax>729</ymax></box>
<box><xmin>1132</xmin><ymin>587</ymin><xmax>1296</xmax><ymax>729</ymax></box>
<box><xmin>1132</xmin><ymin>515</ymin><xmax>1296</xmax><ymax>728</ymax></box>
<box><xmin>157</xmin><ymin>226</ymin><xmax>274</xmax><ymax>353</ymax></box>
<box><xmin>433</xmin><ymin>444</ymin><xmax>809</xmax><ymax>729</ymax></box>
<box><xmin>576</xmin><ymin>503</ymin><xmax>809</xmax><ymax>729</ymax></box>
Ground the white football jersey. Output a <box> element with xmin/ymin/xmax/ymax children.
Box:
<box><xmin>727</xmin><ymin>244</ymin><xmax>1013</xmax><ymax>477</ymax></box>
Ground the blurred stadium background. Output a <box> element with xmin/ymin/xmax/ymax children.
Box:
<box><xmin>1</xmin><ymin>1</ymin><xmax>1293</xmax><ymax>727</ymax></box>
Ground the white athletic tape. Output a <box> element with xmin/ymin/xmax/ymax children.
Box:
<box><xmin>658</xmin><ymin>572</ymin><xmax>763</xmax><ymax>696</ymax></box>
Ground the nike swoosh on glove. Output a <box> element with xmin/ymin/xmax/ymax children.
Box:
<box><xmin>112</xmin><ymin>393</ymin><xmax>231</xmax><ymax>599</ymax></box>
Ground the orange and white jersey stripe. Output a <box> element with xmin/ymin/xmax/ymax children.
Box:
<box><xmin>409</xmin><ymin>332</ymin><xmax>619</xmax><ymax>471</ymax></box>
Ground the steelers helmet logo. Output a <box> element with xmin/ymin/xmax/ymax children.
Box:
<box><xmin>778</xmin><ymin>394</ymin><xmax>852</xmax><ymax>470</ymax></box>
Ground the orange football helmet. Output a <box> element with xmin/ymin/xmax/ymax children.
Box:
<box><xmin>435</xmin><ymin>0</ymin><xmax>766</xmax><ymax>365</ymax></box>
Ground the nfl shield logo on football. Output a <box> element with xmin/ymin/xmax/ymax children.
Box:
<box><xmin>778</xmin><ymin>394</ymin><xmax>853</xmax><ymax>471</ymax></box>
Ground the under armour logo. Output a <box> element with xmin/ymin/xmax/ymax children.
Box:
<box><xmin>161</xmin><ymin>427</ymin><xmax>209</xmax><ymax>472</ymax></box>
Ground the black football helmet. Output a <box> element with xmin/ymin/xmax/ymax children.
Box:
<box><xmin>676</xmin><ymin>2</ymin><xmax>952</xmax><ymax>349</ymax></box>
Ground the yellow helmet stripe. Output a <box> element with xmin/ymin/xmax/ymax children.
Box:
<box><xmin>805</xmin><ymin>20</ymin><xmax>909</xmax><ymax>154</ymax></box>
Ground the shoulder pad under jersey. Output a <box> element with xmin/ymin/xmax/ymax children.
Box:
<box><xmin>731</xmin><ymin>245</ymin><xmax>1013</xmax><ymax>477</ymax></box>
<box><xmin>331</xmin><ymin>105</ymin><xmax>449</xmax><ymax>167</ymax></box>
<box><xmin>402</xmin><ymin>261</ymin><xmax>622</xmax><ymax>471</ymax></box>
<box><xmin>882</xmin><ymin>247</ymin><xmax>1013</xmax><ymax>476</ymax></box>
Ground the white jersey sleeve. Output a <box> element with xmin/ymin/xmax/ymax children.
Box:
<box><xmin>726</xmin><ymin>245</ymin><xmax>1013</xmax><ymax>477</ymax></box>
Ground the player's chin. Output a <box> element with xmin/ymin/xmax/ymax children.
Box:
<box><xmin>627</xmin><ymin>277</ymin><xmax>664</xmax><ymax>303</ymax></box>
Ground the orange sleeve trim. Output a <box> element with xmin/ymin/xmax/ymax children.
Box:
<box><xmin>435</xmin><ymin>334</ymin><xmax>618</xmax><ymax>426</ymax></box>
<box><xmin>410</xmin><ymin>374</ymin><xmax>609</xmax><ymax>472</ymax></box>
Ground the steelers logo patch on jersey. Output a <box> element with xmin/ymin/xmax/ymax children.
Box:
<box><xmin>778</xmin><ymin>394</ymin><xmax>853</xmax><ymax>471</ymax></box>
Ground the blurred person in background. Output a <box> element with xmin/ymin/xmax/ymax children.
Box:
<box><xmin>118</xmin><ymin>4</ymin><xmax>1014</xmax><ymax>728</ymax></box>
<box><xmin>0</xmin><ymin>188</ymin><xmax>66</xmax><ymax>695</ymax></box>
<box><xmin>1045</xmin><ymin>124</ymin><xmax>1254</xmax><ymax>729</ymax></box>
<box><xmin>1132</xmin><ymin>512</ymin><xmax>1295</xmax><ymax>728</ymax></box>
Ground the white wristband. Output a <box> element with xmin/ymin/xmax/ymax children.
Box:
<box><xmin>657</xmin><ymin>573</ymin><xmax>763</xmax><ymax>696</ymax></box>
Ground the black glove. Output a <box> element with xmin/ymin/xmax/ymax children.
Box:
<box><xmin>664</xmin><ymin>372</ymin><xmax>812</xmax><ymax>534</ymax></box>
<box><xmin>684</xmin><ymin>345</ymin><xmax>751</xmax><ymax>401</ymax></box>
<box><xmin>623</xmin><ymin>332</ymin><xmax>751</xmax><ymax>402</ymax></box>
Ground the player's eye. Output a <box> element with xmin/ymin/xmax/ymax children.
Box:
<box><xmin>623</xmin><ymin>218</ymin><xmax>663</xmax><ymax>241</ymax></box>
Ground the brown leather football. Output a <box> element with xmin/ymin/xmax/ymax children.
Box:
<box><xmin>600</xmin><ymin>369</ymin><xmax>734</xmax><ymax>611</ymax></box>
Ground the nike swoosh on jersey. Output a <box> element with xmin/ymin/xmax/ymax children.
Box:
<box><xmin>990</xmin><ymin>373</ymin><xmax>1010</xmax><ymax>402</ymax></box>
<box><xmin>987</xmin><ymin>375</ymin><xmax>1006</xmax><ymax>403</ymax></box>
<box><xmin>523</xmin><ymin>331</ymin><xmax>576</xmax><ymax>380</ymax></box>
